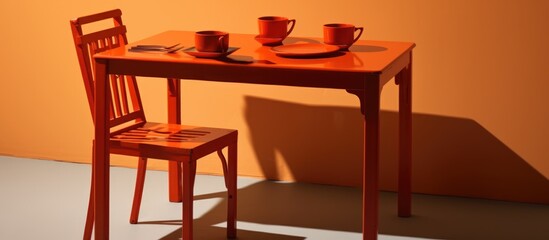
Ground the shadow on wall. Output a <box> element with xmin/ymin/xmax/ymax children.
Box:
<box><xmin>243</xmin><ymin>96</ymin><xmax>549</xmax><ymax>205</ymax></box>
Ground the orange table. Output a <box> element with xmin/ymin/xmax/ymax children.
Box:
<box><xmin>93</xmin><ymin>31</ymin><xmax>414</xmax><ymax>240</ymax></box>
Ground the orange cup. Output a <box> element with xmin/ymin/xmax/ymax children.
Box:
<box><xmin>323</xmin><ymin>23</ymin><xmax>363</xmax><ymax>50</ymax></box>
<box><xmin>258</xmin><ymin>16</ymin><xmax>296</xmax><ymax>39</ymax></box>
<box><xmin>195</xmin><ymin>31</ymin><xmax>229</xmax><ymax>52</ymax></box>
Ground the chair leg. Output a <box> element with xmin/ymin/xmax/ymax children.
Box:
<box><xmin>83</xmin><ymin>142</ymin><xmax>95</xmax><ymax>240</ymax></box>
<box><xmin>130</xmin><ymin>157</ymin><xmax>148</xmax><ymax>224</ymax></box>
<box><xmin>182</xmin><ymin>161</ymin><xmax>196</xmax><ymax>240</ymax></box>
<box><xmin>216</xmin><ymin>150</ymin><xmax>229</xmax><ymax>189</ymax></box>
<box><xmin>227</xmin><ymin>143</ymin><xmax>237</xmax><ymax>239</ymax></box>
<box><xmin>83</xmin><ymin>168</ymin><xmax>94</xmax><ymax>240</ymax></box>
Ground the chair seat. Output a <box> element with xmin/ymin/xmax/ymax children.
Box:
<box><xmin>110</xmin><ymin>122</ymin><xmax>237</xmax><ymax>161</ymax></box>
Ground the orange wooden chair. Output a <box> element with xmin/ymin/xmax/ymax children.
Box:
<box><xmin>70</xmin><ymin>9</ymin><xmax>237</xmax><ymax>240</ymax></box>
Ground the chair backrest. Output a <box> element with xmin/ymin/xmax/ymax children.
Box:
<box><xmin>70</xmin><ymin>9</ymin><xmax>146</xmax><ymax>132</ymax></box>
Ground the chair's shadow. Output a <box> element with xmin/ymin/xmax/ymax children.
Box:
<box><xmin>157</xmin><ymin>180</ymin><xmax>359</xmax><ymax>240</ymax></box>
<box><xmin>156</xmin><ymin>180</ymin><xmax>549</xmax><ymax>240</ymax></box>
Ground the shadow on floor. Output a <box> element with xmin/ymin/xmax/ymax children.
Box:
<box><xmin>161</xmin><ymin>226</ymin><xmax>306</xmax><ymax>240</ymax></box>
<box><xmin>155</xmin><ymin>95</ymin><xmax>549</xmax><ymax>239</ymax></box>
<box><xmin>156</xmin><ymin>181</ymin><xmax>549</xmax><ymax>240</ymax></box>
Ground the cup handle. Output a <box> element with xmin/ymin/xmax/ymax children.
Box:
<box><xmin>286</xmin><ymin>19</ymin><xmax>296</xmax><ymax>36</ymax></box>
<box><xmin>352</xmin><ymin>27</ymin><xmax>364</xmax><ymax>44</ymax></box>
<box><xmin>218</xmin><ymin>35</ymin><xmax>227</xmax><ymax>52</ymax></box>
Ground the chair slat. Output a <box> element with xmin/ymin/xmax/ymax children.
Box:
<box><xmin>126</xmin><ymin>76</ymin><xmax>145</xmax><ymax>114</ymax></box>
<box><xmin>119</xmin><ymin>75</ymin><xmax>130</xmax><ymax>115</ymax></box>
<box><xmin>100</xmin><ymin>38</ymin><xmax>107</xmax><ymax>51</ymax></box>
<box><xmin>110</xmin><ymin>74</ymin><xmax>123</xmax><ymax>118</ymax></box>
<box><xmin>110</xmin><ymin>111</ymin><xmax>144</xmax><ymax>128</ymax></box>
<box><xmin>74</xmin><ymin>9</ymin><xmax>122</xmax><ymax>25</ymax></box>
<box><xmin>88</xmin><ymin>41</ymin><xmax>98</xmax><ymax>79</ymax></box>
<box><xmin>106</xmin><ymin>34</ymin><xmax>130</xmax><ymax>116</ymax></box>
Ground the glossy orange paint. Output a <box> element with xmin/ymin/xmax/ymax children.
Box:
<box><xmin>257</xmin><ymin>16</ymin><xmax>296</xmax><ymax>39</ymax></box>
<box><xmin>194</xmin><ymin>30</ymin><xmax>229</xmax><ymax>53</ymax></box>
<box><xmin>323</xmin><ymin>23</ymin><xmax>364</xmax><ymax>50</ymax></box>
<box><xmin>70</xmin><ymin>9</ymin><xmax>238</xmax><ymax>240</ymax></box>
<box><xmin>92</xmin><ymin>28</ymin><xmax>414</xmax><ymax>240</ymax></box>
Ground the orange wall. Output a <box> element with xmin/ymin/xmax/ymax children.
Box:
<box><xmin>1</xmin><ymin>1</ymin><xmax>548</xmax><ymax>204</ymax></box>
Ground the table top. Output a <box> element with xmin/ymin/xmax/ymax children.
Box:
<box><xmin>95</xmin><ymin>31</ymin><xmax>415</xmax><ymax>89</ymax></box>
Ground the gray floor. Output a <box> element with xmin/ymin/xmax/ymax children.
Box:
<box><xmin>1</xmin><ymin>156</ymin><xmax>548</xmax><ymax>240</ymax></box>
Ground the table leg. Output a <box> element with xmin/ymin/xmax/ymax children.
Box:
<box><xmin>94</xmin><ymin>59</ymin><xmax>110</xmax><ymax>239</ymax></box>
<box><xmin>396</xmin><ymin>53</ymin><xmax>413</xmax><ymax>217</ymax></box>
<box><xmin>182</xmin><ymin>160</ymin><xmax>196</xmax><ymax>240</ymax></box>
<box><xmin>364</xmin><ymin>84</ymin><xmax>381</xmax><ymax>240</ymax></box>
<box><xmin>346</xmin><ymin>86</ymin><xmax>381</xmax><ymax>240</ymax></box>
<box><xmin>227</xmin><ymin>142</ymin><xmax>238</xmax><ymax>238</ymax></box>
<box><xmin>352</xmin><ymin>81</ymin><xmax>381</xmax><ymax>240</ymax></box>
<box><xmin>168</xmin><ymin>78</ymin><xmax>183</xmax><ymax>202</ymax></box>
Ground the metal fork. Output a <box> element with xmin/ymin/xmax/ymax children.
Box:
<box><xmin>129</xmin><ymin>43</ymin><xmax>183</xmax><ymax>53</ymax></box>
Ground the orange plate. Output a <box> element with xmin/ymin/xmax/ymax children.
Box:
<box><xmin>270</xmin><ymin>43</ymin><xmax>340</xmax><ymax>58</ymax></box>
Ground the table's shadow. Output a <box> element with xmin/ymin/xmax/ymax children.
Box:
<box><xmin>243</xmin><ymin>95</ymin><xmax>549</xmax><ymax>204</ymax></box>
<box><xmin>155</xmin><ymin>181</ymin><xmax>549</xmax><ymax>240</ymax></box>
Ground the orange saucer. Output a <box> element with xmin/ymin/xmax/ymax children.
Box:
<box><xmin>183</xmin><ymin>47</ymin><xmax>239</xmax><ymax>58</ymax></box>
<box><xmin>255</xmin><ymin>35</ymin><xmax>284</xmax><ymax>46</ymax></box>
